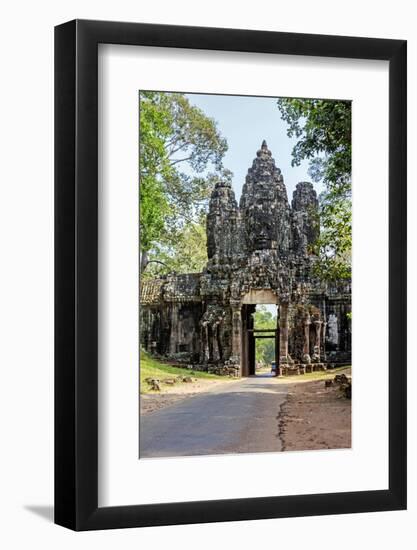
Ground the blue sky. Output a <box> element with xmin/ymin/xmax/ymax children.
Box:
<box><xmin>185</xmin><ymin>93</ymin><xmax>320</xmax><ymax>202</ymax></box>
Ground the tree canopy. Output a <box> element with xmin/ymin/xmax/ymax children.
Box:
<box><xmin>139</xmin><ymin>92</ymin><xmax>228</xmax><ymax>275</ymax></box>
<box><xmin>277</xmin><ymin>98</ymin><xmax>352</xmax><ymax>281</ymax></box>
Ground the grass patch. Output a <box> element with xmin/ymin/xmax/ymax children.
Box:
<box><xmin>140</xmin><ymin>349</ymin><xmax>223</xmax><ymax>393</ymax></box>
<box><xmin>287</xmin><ymin>365</ymin><xmax>351</xmax><ymax>382</ymax></box>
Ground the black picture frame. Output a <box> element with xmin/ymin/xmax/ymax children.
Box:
<box><xmin>55</xmin><ymin>19</ymin><xmax>407</xmax><ymax>531</ymax></box>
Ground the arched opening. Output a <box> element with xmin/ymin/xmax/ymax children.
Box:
<box><xmin>240</xmin><ymin>291</ymin><xmax>280</xmax><ymax>377</ymax></box>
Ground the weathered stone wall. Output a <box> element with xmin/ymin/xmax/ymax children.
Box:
<box><xmin>140</xmin><ymin>273</ymin><xmax>203</xmax><ymax>362</ymax></box>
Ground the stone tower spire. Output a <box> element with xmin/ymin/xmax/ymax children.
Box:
<box><xmin>291</xmin><ymin>181</ymin><xmax>320</xmax><ymax>256</ymax></box>
<box><xmin>240</xmin><ymin>140</ymin><xmax>291</xmax><ymax>253</ymax></box>
<box><xmin>206</xmin><ymin>178</ymin><xmax>239</xmax><ymax>261</ymax></box>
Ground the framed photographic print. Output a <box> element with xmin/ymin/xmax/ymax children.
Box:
<box><xmin>55</xmin><ymin>19</ymin><xmax>407</xmax><ymax>530</ymax></box>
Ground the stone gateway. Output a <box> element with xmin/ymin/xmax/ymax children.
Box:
<box><xmin>141</xmin><ymin>141</ymin><xmax>351</xmax><ymax>376</ymax></box>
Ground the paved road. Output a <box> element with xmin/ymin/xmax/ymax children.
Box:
<box><xmin>140</xmin><ymin>374</ymin><xmax>288</xmax><ymax>458</ymax></box>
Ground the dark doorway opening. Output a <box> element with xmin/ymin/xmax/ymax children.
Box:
<box><xmin>241</xmin><ymin>304</ymin><xmax>279</xmax><ymax>377</ymax></box>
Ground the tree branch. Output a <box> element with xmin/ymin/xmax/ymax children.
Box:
<box><xmin>168</xmin><ymin>143</ymin><xmax>190</xmax><ymax>157</ymax></box>
<box><xmin>170</xmin><ymin>156</ymin><xmax>192</xmax><ymax>166</ymax></box>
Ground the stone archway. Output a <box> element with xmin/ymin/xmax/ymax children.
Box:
<box><xmin>239</xmin><ymin>290</ymin><xmax>280</xmax><ymax>377</ymax></box>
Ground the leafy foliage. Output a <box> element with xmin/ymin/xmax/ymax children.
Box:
<box><xmin>144</xmin><ymin>214</ymin><xmax>208</xmax><ymax>277</ymax></box>
<box><xmin>139</xmin><ymin>92</ymin><xmax>228</xmax><ymax>273</ymax></box>
<box><xmin>277</xmin><ymin>98</ymin><xmax>352</xmax><ymax>281</ymax></box>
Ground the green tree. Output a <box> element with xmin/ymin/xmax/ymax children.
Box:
<box><xmin>140</xmin><ymin>92</ymin><xmax>228</xmax><ymax>272</ymax></box>
<box><xmin>277</xmin><ymin>98</ymin><xmax>352</xmax><ymax>281</ymax></box>
<box><xmin>144</xmin><ymin>213</ymin><xmax>208</xmax><ymax>277</ymax></box>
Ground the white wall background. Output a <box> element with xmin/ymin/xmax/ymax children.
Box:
<box><xmin>0</xmin><ymin>0</ymin><xmax>414</xmax><ymax>548</ymax></box>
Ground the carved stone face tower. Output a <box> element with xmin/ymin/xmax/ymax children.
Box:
<box><xmin>240</xmin><ymin>140</ymin><xmax>291</xmax><ymax>254</ymax></box>
<box><xmin>141</xmin><ymin>140</ymin><xmax>351</xmax><ymax>378</ymax></box>
<box><xmin>206</xmin><ymin>179</ymin><xmax>239</xmax><ymax>262</ymax></box>
<box><xmin>205</xmin><ymin>141</ymin><xmax>320</xmax><ymax>266</ymax></box>
<box><xmin>291</xmin><ymin>181</ymin><xmax>320</xmax><ymax>256</ymax></box>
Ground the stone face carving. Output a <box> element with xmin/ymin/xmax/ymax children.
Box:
<box><xmin>206</xmin><ymin>179</ymin><xmax>239</xmax><ymax>261</ymax></box>
<box><xmin>291</xmin><ymin>181</ymin><xmax>320</xmax><ymax>256</ymax></box>
<box><xmin>140</xmin><ymin>141</ymin><xmax>351</xmax><ymax>375</ymax></box>
<box><xmin>240</xmin><ymin>140</ymin><xmax>291</xmax><ymax>254</ymax></box>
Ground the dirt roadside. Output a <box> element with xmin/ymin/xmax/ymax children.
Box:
<box><xmin>279</xmin><ymin>372</ymin><xmax>351</xmax><ymax>451</ymax></box>
<box><xmin>141</xmin><ymin>369</ymin><xmax>352</xmax><ymax>454</ymax></box>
